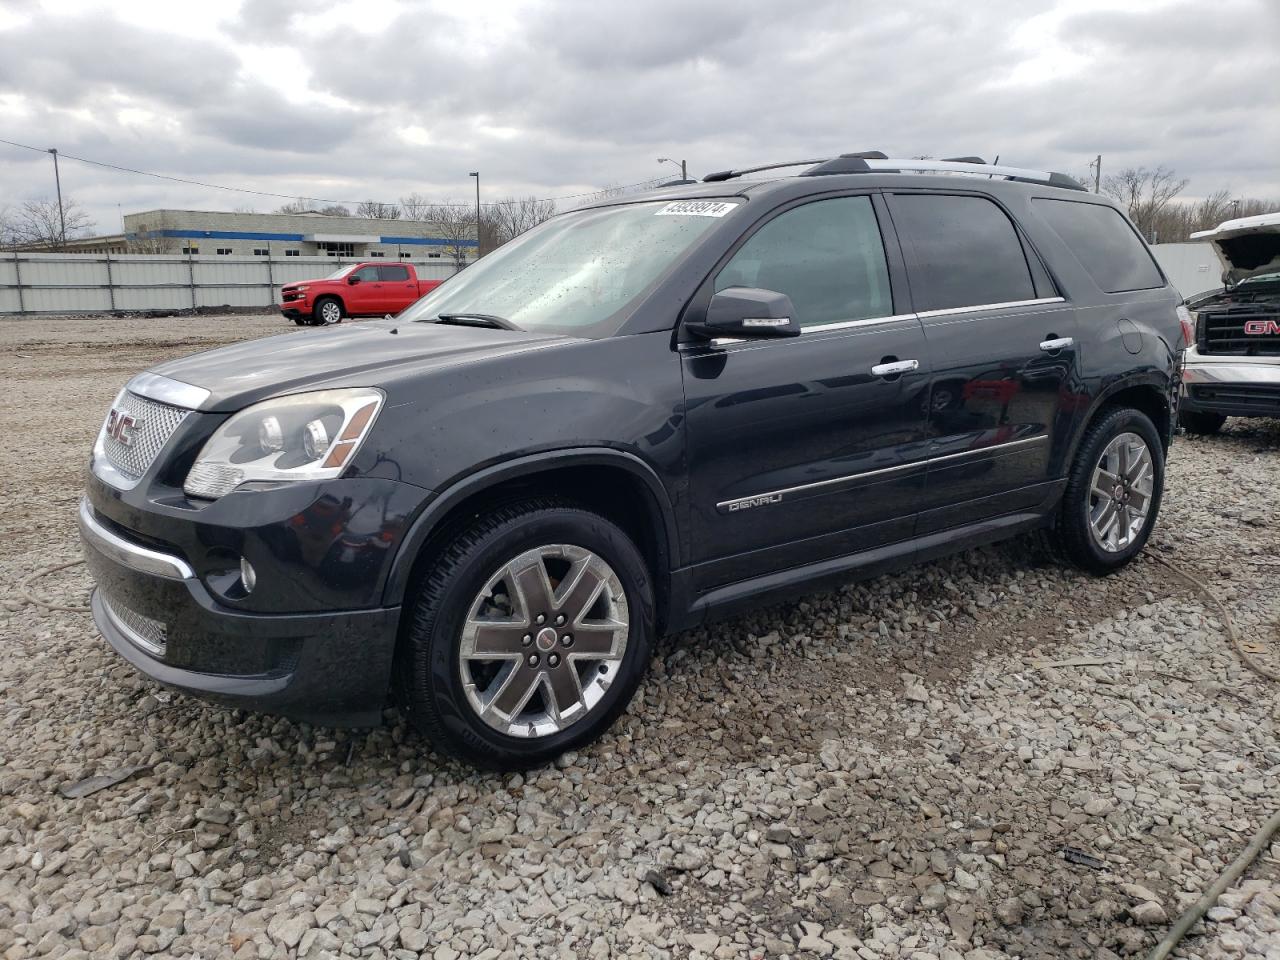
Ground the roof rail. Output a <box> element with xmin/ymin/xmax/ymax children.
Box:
<box><xmin>704</xmin><ymin>153</ymin><xmax>1086</xmax><ymax>191</ymax></box>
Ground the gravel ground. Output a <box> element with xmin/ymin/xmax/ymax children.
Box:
<box><xmin>1</xmin><ymin>314</ymin><xmax>1277</xmax><ymax>960</ymax></box>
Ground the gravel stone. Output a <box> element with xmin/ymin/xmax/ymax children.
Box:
<box><xmin>0</xmin><ymin>314</ymin><xmax>1277</xmax><ymax>959</ymax></box>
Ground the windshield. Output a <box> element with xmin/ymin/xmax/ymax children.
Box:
<box><xmin>1239</xmin><ymin>271</ymin><xmax>1280</xmax><ymax>285</ymax></box>
<box><xmin>398</xmin><ymin>199</ymin><xmax>740</xmax><ymax>336</ymax></box>
<box><xmin>323</xmin><ymin>265</ymin><xmax>355</xmax><ymax>280</ymax></box>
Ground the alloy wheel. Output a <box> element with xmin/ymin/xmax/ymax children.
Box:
<box><xmin>458</xmin><ymin>544</ymin><xmax>629</xmax><ymax>738</ymax></box>
<box><xmin>1087</xmin><ymin>431</ymin><xmax>1154</xmax><ymax>552</ymax></box>
<box><xmin>320</xmin><ymin>301</ymin><xmax>341</xmax><ymax>324</ymax></box>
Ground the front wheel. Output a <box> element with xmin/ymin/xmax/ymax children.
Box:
<box><xmin>1050</xmin><ymin>406</ymin><xmax>1164</xmax><ymax>574</ymax></box>
<box><xmin>315</xmin><ymin>297</ymin><xmax>344</xmax><ymax>325</ymax></box>
<box><xmin>395</xmin><ymin>500</ymin><xmax>654</xmax><ymax>770</ymax></box>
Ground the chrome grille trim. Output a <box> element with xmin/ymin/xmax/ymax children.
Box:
<box><xmin>97</xmin><ymin>391</ymin><xmax>190</xmax><ymax>486</ymax></box>
<box><xmin>100</xmin><ymin>590</ymin><xmax>167</xmax><ymax>656</ymax></box>
<box><xmin>126</xmin><ymin>372</ymin><xmax>211</xmax><ymax>410</ymax></box>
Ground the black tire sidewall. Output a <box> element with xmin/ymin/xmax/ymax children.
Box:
<box><xmin>1063</xmin><ymin>408</ymin><xmax>1164</xmax><ymax>572</ymax></box>
<box><xmin>316</xmin><ymin>297</ymin><xmax>342</xmax><ymax>325</ymax></box>
<box><xmin>409</xmin><ymin>508</ymin><xmax>653</xmax><ymax>769</ymax></box>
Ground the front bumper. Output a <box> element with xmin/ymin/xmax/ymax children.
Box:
<box><xmin>79</xmin><ymin>496</ymin><xmax>402</xmax><ymax>727</ymax></box>
<box><xmin>281</xmin><ymin>300</ymin><xmax>313</xmax><ymax>320</ymax></box>
<box><xmin>1182</xmin><ymin>358</ymin><xmax>1280</xmax><ymax>419</ymax></box>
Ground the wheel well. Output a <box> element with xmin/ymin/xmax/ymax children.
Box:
<box><xmin>398</xmin><ymin>464</ymin><xmax>674</xmax><ymax>631</ymax></box>
<box><xmin>1095</xmin><ymin>383</ymin><xmax>1171</xmax><ymax>449</ymax></box>
<box><xmin>314</xmin><ymin>293</ymin><xmax>343</xmax><ymax>311</ymax></box>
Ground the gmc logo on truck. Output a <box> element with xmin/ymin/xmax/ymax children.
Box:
<box><xmin>105</xmin><ymin>408</ymin><xmax>138</xmax><ymax>446</ymax></box>
<box><xmin>1244</xmin><ymin>320</ymin><xmax>1280</xmax><ymax>335</ymax></box>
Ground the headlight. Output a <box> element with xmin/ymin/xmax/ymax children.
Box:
<box><xmin>295</xmin><ymin>285</ymin><xmax>309</xmax><ymax>292</ymax></box>
<box><xmin>184</xmin><ymin>388</ymin><xmax>384</xmax><ymax>499</ymax></box>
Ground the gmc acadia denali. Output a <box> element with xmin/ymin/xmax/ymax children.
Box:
<box><xmin>80</xmin><ymin>154</ymin><xmax>1186</xmax><ymax>769</ymax></box>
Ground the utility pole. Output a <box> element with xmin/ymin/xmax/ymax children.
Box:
<box><xmin>1090</xmin><ymin>154</ymin><xmax>1102</xmax><ymax>193</ymax></box>
<box><xmin>658</xmin><ymin>157</ymin><xmax>687</xmax><ymax>181</ymax></box>
<box><xmin>48</xmin><ymin>147</ymin><xmax>67</xmax><ymax>250</ymax></box>
<box><xmin>468</xmin><ymin>172</ymin><xmax>480</xmax><ymax>259</ymax></box>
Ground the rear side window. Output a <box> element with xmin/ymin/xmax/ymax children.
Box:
<box><xmin>1033</xmin><ymin>198</ymin><xmax>1165</xmax><ymax>293</ymax></box>
<box><xmin>891</xmin><ymin>194</ymin><xmax>1036</xmax><ymax>311</ymax></box>
<box><xmin>379</xmin><ymin>265</ymin><xmax>410</xmax><ymax>281</ymax></box>
<box><xmin>714</xmin><ymin>196</ymin><xmax>892</xmax><ymax>328</ymax></box>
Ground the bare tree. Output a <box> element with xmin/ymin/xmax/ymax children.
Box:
<box><xmin>0</xmin><ymin>205</ymin><xmax>17</xmax><ymax>249</ymax></box>
<box><xmin>6</xmin><ymin>197</ymin><xmax>96</xmax><ymax>250</ymax></box>
<box><xmin>482</xmin><ymin>196</ymin><xmax>556</xmax><ymax>250</ymax></box>
<box><xmin>417</xmin><ymin>203</ymin><xmax>477</xmax><ymax>268</ymax></box>
<box><xmin>275</xmin><ymin>200</ymin><xmax>351</xmax><ymax>217</ymax></box>
<box><xmin>399</xmin><ymin>193</ymin><xmax>433</xmax><ymax>221</ymax></box>
<box><xmin>357</xmin><ymin>200</ymin><xmax>401</xmax><ymax>220</ymax></box>
<box><xmin>1101</xmin><ymin>166</ymin><xmax>1188</xmax><ymax>241</ymax></box>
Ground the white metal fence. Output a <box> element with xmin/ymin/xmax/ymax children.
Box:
<box><xmin>0</xmin><ymin>252</ymin><xmax>462</xmax><ymax>315</ymax></box>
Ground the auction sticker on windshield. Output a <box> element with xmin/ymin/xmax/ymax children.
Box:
<box><xmin>655</xmin><ymin>200</ymin><xmax>737</xmax><ymax>217</ymax></box>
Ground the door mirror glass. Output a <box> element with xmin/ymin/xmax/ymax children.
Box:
<box><xmin>690</xmin><ymin>287</ymin><xmax>800</xmax><ymax>339</ymax></box>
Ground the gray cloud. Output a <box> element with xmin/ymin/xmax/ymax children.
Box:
<box><xmin>0</xmin><ymin>0</ymin><xmax>1277</xmax><ymax>234</ymax></box>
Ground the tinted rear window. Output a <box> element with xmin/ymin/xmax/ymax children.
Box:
<box><xmin>891</xmin><ymin>194</ymin><xmax>1036</xmax><ymax>311</ymax></box>
<box><xmin>1033</xmin><ymin>199</ymin><xmax>1165</xmax><ymax>293</ymax></box>
<box><xmin>379</xmin><ymin>265</ymin><xmax>410</xmax><ymax>281</ymax></box>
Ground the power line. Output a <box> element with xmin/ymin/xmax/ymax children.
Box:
<box><xmin>0</xmin><ymin>136</ymin><xmax>668</xmax><ymax>210</ymax></box>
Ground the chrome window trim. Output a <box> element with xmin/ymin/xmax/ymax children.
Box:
<box><xmin>803</xmin><ymin>312</ymin><xmax>919</xmax><ymax>333</ymax></box>
<box><xmin>916</xmin><ymin>296</ymin><xmax>1065</xmax><ymax>320</ymax></box>
<box><xmin>715</xmin><ymin>435</ymin><xmax>1048</xmax><ymax>512</ymax></box>
<box><xmin>77</xmin><ymin>498</ymin><xmax>195</xmax><ymax>580</ymax></box>
<box><xmin>126</xmin><ymin>372</ymin><xmax>211</xmax><ymax>411</ymax></box>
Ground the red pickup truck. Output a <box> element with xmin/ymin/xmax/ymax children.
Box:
<box><xmin>280</xmin><ymin>262</ymin><xmax>443</xmax><ymax>325</ymax></box>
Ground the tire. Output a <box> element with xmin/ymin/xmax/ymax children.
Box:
<box><xmin>315</xmin><ymin>297</ymin><xmax>344</xmax><ymax>325</ymax></box>
<box><xmin>394</xmin><ymin>499</ymin><xmax>654</xmax><ymax>770</ymax></box>
<box><xmin>1049</xmin><ymin>406</ymin><xmax>1164</xmax><ymax>575</ymax></box>
<box><xmin>1179</xmin><ymin>410</ymin><xmax>1226</xmax><ymax>435</ymax></box>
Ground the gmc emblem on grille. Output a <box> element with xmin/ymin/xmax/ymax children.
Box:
<box><xmin>1243</xmin><ymin>320</ymin><xmax>1280</xmax><ymax>335</ymax></box>
<box><xmin>105</xmin><ymin>408</ymin><xmax>139</xmax><ymax>446</ymax></box>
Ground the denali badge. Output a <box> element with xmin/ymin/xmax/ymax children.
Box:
<box><xmin>105</xmin><ymin>408</ymin><xmax>139</xmax><ymax>446</ymax></box>
<box><xmin>720</xmin><ymin>491</ymin><xmax>784</xmax><ymax>514</ymax></box>
<box><xmin>1243</xmin><ymin>319</ymin><xmax>1280</xmax><ymax>335</ymax></box>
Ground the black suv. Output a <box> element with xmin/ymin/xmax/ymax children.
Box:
<box><xmin>80</xmin><ymin>154</ymin><xmax>1185</xmax><ymax>769</ymax></box>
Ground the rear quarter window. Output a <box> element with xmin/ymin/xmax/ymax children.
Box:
<box><xmin>1032</xmin><ymin>198</ymin><xmax>1165</xmax><ymax>294</ymax></box>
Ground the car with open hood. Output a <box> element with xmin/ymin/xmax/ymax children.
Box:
<box><xmin>1180</xmin><ymin>213</ymin><xmax>1280</xmax><ymax>433</ymax></box>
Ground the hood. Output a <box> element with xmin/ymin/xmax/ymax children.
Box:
<box><xmin>146</xmin><ymin>319</ymin><xmax>571</xmax><ymax>412</ymax></box>
<box><xmin>1190</xmin><ymin>212</ymin><xmax>1280</xmax><ymax>286</ymax></box>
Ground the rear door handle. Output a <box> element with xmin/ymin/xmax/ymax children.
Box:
<box><xmin>1039</xmin><ymin>337</ymin><xmax>1073</xmax><ymax>352</ymax></box>
<box><xmin>871</xmin><ymin>359</ymin><xmax>919</xmax><ymax>377</ymax></box>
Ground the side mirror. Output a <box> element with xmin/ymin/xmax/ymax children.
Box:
<box><xmin>688</xmin><ymin>287</ymin><xmax>800</xmax><ymax>340</ymax></box>
<box><xmin>347</xmin><ymin>275</ymin><xmax>361</xmax><ymax>285</ymax></box>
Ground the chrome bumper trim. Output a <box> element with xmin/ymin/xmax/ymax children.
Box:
<box><xmin>77</xmin><ymin>498</ymin><xmax>194</xmax><ymax>581</ymax></box>
<box><xmin>1183</xmin><ymin>362</ymin><xmax>1280</xmax><ymax>386</ymax></box>
<box><xmin>98</xmin><ymin>590</ymin><xmax>166</xmax><ymax>657</ymax></box>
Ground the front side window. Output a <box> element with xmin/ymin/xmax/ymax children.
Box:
<box><xmin>353</xmin><ymin>265</ymin><xmax>380</xmax><ymax>282</ymax></box>
<box><xmin>891</xmin><ymin>194</ymin><xmax>1036</xmax><ymax>311</ymax></box>
<box><xmin>379</xmin><ymin>265</ymin><xmax>410</xmax><ymax>281</ymax></box>
<box><xmin>1033</xmin><ymin>198</ymin><xmax>1164</xmax><ymax>293</ymax></box>
<box><xmin>714</xmin><ymin>196</ymin><xmax>892</xmax><ymax>328</ymax></box>
<box><xmin>398</xmin><ymin>199</ymin><xmax>738</xmax><ymax>337</ymax></box>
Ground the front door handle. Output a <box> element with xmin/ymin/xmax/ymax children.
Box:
<box><xmin>871</xmin><ymin>359</ymin><xmax>919</xmax><ymax>377</ymax></box>
<box><xmin>1039</xmin><ymin>336</ymin><xmax>1073</xmax><ymax>352</ymax></box>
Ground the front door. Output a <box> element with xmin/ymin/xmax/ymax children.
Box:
<box><xmin>349</xmin><ymin>264</ymin><xmax>384</xmax><ymax>313</ymax></box>
<box><xmin>885</xmin><ymin>191</ymin><xmax>1082</xmax><ymax>529</ymax></box>
<box><xmin>681</xmin><ymin>194</ymin><xmax>931</xmax><ymax>591</ymax></box>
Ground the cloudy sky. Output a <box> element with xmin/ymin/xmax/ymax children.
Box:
<box><xmin>1</xmin><ymin>0</ymin><xmax>1277</xmax><ymax>234</ymax></box>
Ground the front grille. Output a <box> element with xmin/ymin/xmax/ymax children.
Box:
<box><xmin>101</xmin><ymin>590</ymin><xmax>167</xmax><ymax>656</ymax></box>
<box><xmin>101</xmin><ymin>391</ymin><xmax>191</xmax><ymax>481</ymax></box>
<box><xmin>1189</xmin><ymin>384</ymin><xmax>1280</xmax><ymax>415</ymax></box>
<box><xmin>1198</xmin><ymin>304</ymin><xmax>1280</xmax><ymax>356</ymax></box>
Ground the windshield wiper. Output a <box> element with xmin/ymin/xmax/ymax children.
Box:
<box><xmin>433</xmin><ymin>313</ymin><xmax>522</xmax><ymax>331</ymax></box>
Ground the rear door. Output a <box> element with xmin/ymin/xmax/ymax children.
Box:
<box><xmin>681</xmin><ymin>193</ymin><xmax>931</xmax><ymax>590</ymax></box>
<box><xmin>378</xmin><ymin>264</ymin><xmax>418</xmax><ymax>312</ymax></box>
<box><xmin>886</xmin><ymin>191</ymin><xmax>1081</xmax><ymax>528</ymax></box>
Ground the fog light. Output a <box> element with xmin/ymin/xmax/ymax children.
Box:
<box><xmin>239</xmin><ymin>556</ymin><xmax>257</xmax><ymax>593</ymax></box>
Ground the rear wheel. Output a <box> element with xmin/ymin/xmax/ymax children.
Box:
<box><xmin>1050</xmin><ymin>406</ymin><xmax>1164</xmax><ymax>574</ymax></box>
<box><xmin>395</xmin><ymin>500</ymin><xmax>654</xmax><ymax>770</ymax></box>
<box><xmin>315</xmin><ymin>297</ymin><xmax>343</xmax><ymax>325</ymax></box>
<box><xmin>1179</xmin><ymin>410</ymin><xmax>1226</xmax><ymax>435</ymax></box>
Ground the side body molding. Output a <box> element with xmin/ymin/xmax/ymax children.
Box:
<box><xmin>381</xmin><ymin>447</ymin><xmax>681</xmax><ymax>608</ymax></box>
